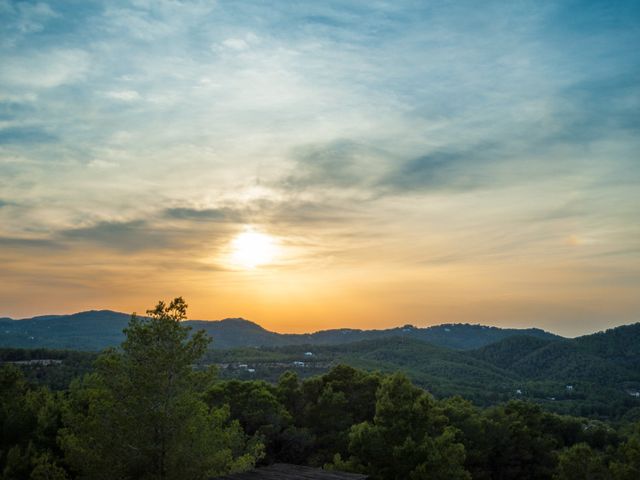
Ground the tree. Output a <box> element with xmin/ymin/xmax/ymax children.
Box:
<box><xmin>206</xmin><ymin>379</ymin><xmax>294</xmax><ymax>462</ymax></box>
<box><xmin>60</xmin><ymin>297</ymin><xmax>262</xmax><ymax>480</ymax></box>
<box><xmin>554</xmin><ymin>443</ymin><xmax>611</xmax><ymax>480</ymax></box>
<box><xmin>277</xmin><ymin>371</ymin><xmax>303</xmax><ymax>419</ymax></box>
<box><xmin>293</xmin><ymin>365</ymin><xmax>381</xmax><ymax>465</ymax></box>
<box><xmin>0</xmin><ymin>365</ymin><xmax>67</xmax><ymax>480</ymax></box>
<box><xmin>335</xmin><ymin>373</ymin><xmax>470</xmax><ymax>480</ymax></box>
<box><xmin>610</xmin><ymin>422</ymin><xmax>640</xmax><ymax>480</ymax></box>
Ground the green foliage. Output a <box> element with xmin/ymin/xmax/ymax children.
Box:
<box><xmin>207</xmin><ymin>380</ymin><xmax>290</xmax><ymax>436</ymax></box>
<box><xmin>59</xmin><ymin>298</ymin><xmax>261</xmax><ymax>480</ymax></box>
<box><xmin>277</xmin><ymin>371</ymin><xmax>303</xmax><ymax>417</ymax></box>
<box><xmin>0</xmin><ymin>365</ymin><xmax>67</xmax><ymax>480</ymax></box>
<box><xmin>8</xmin><ymin>321</ymin><xmax>640</xmax><ymax>420</ymax></box>
<box><xmin>334</xmin><ymin>373</ymin><xmax>469</xmax><ymax>479</ymax></box>
<box><xmin>203</xmin><ymin>330</ymin><xmax>640</xmax><ymax>419</ymax></box>
<box><xmin>206</xmin><ymin>379</ymin><xmax>297</xmax><ymax>463</ymax></box>
<box><xmin>576</xmin><ymin>324</ymin><xmax>640</xmax><ymax>363</ymax></box>
<box><xmin>609</xmin><ymin>422</ymin><xmax>640</xmax><ymax>480</ymax></box>
<box><xmin>298</xmin><ymin>365</ymin><xmax>381</xmax><ymax>465</ymax></box>
<box><xmin>28</xmin><ymin>452</ymin><xmax>70</xmax><ymax>480</ymax></box>
<box><xmin>554</xmin><ymin>443</ymin><xmax>610</xmax><ymax>480</ymax></box>
<box><xmin>3</xmin><ymin>308</ymin><xmax>640</xmax><ymax>480</ymax></box>
<box><xmin>1</xmin><ymin>312</ymin><xmax>560</xmax><ymax>351</ymax></box>
<box><xmin>479</xmin><ymin>402</ymin><xmax>559</xmax><ymax>479</ymax></box>
<box><xmin>0</xmin><ymin>348</ymin><xmax>96</xmax><ymax>391</ymax></box>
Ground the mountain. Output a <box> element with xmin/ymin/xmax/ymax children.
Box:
<box><xmin>322</xmin><ymin>337</ymin><xmax>520</xmax><ymax>401</ymax></box>
<box><xmin>3</xmin><ymin>316</ymin><xmax>639</xmax><ymax>418</ymax></box>
<box><xmin>574</xmin><ymin>323</ymin><xmax>640</xmax><ymax>370</ymax></box>
<box><xmin>472</xmin><ymin>325</ymin><xmax>640</xmax><ymax>385</ymax></box>
<box><xmin>203</xmin><ymin>323</ymin><xmax>640</xmax><ymax>417</ymax></box>
<box><xmin>282</xmin><ymin>323</ymin><xmax>559</xmax><ymax>350</ymax></box>
<box><xmin>188</xmin><ymin>318</ymin><xmax>285</xmax><ymax>349</ymax></box>
<box><xmin>0</xmin><ymin>310</ymin><xmax>131</xmax><ymax>350</ymax></box>
<box><xmin>0</xmin><ymin>309</ymin><xmax>559</xmax><ymax>351</ymax></box>
<box><xmin>472</xmin><ymin>335</ymin><xmax>639</xmax><ymax>385</ymax></box>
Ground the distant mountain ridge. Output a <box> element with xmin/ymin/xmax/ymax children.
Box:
<box><xmin>202</xmin><ymin>324</ymin><xmax>640</xmax><ymax>416</ymax></box>
<box><xmin>3</xmin><ymin>313</ymin><xmax>640</xmax><ymax>418</ymax></box>
<box><xmin>0</xmin><ymin>309</ymin><xmax>561</xmax><ymax>351</ymax></box>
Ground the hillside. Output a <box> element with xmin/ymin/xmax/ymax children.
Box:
<box><xmin>575</xmin><ymin>323</ymin><xmax>640</xmax><ymax>370</ymax></box>
<box><xmin>0</xmin><ymin>311</ymin><xmax>131</xmax><ymax>350</ymax></box>
<box><xmin>0</xmin><ymin>310</ymin><xmax>559</xmax><ymax>351</ymax></box>
<box><xmin>3</xmin><ymin>321</ymin><xmax>640</xmax><ymax>418</ymax></box>
<box><xmin>472</xmin><ymin>332</ymin><xmax>640</xmax><ymax>385</ymax></box>
<box><xmin>324</xmin><ymin>337</ymin><xmax>520</xmax><ymax>403</ymax></box>
<box><xmin>203</xmin><ymin>323</ymin><xmax>640</xmax><ymax>418</ymax></box>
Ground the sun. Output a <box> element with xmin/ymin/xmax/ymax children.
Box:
<box><xmin>229</xmin><ymin>229</ymin><xmax>280</xmax><ymax>269</ymax></box>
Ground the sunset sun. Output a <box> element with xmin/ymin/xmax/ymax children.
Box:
<box><xmin>2</xmin><ymin>1</ymin><xmax>639</xmax><ymax>477</ymax></box>
<box><xmin>229</xmin><ymin>229</ymin><xmax>279</xmax><ymax>269</ymax></box>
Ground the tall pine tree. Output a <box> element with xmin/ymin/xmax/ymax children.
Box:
<box><xmin>60</xmin><ymin>298</ymin><xmax>261</xmax><ymax>480</ymax></box>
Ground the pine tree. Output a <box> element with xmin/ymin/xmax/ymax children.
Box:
<box><xmin>60</xmin><ymin>297</ymin><xmax>262</xmax><ymax>480</ymax></box>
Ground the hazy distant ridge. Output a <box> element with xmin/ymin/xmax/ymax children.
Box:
<box><xmin>0</xmin><ymin>309</ymin><xmax>560</xmax><ymax>351</ymax></box>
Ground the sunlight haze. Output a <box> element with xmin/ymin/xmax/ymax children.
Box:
<box><xmin>0</xmin><ymin>0</ymin><xmax>639</xmax><ymax>337</ymax></box>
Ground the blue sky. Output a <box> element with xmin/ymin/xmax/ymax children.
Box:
<box><xmin>0</xmin><ymin>0</ymin><xmax>638</xmax><ymax>335</ymax></box>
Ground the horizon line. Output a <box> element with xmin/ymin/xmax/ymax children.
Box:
<box><xmin>4</xmin><ymin>307</ymin><xmax>639</xmax><ymax>339</ymax></box>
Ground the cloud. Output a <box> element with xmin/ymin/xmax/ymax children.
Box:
<box><xmin>0</xmin><ymin>0</ymin><xmax>638</xmax><ymax>331</ymax></box>
<box><xmin>0</xmin><ymin>126</ymin><xmax>56</xmax><ymax>144</ymax></box>
<box><xmin>283</xmin><ymin>139</ymin><xmax>394</xmax><ymax>191</ymax></box>
<box><xmin>0</xmin><ymin>49</ymin><xmax>90</xmax><ymax>89</ymax></box>
<box><xmin>267</xmin><ymin>200</ymin><xmax>363</xmax><ymax>228</ymax></box>
<box><xmin>163</xmin><ymin>200</ymin><xmax>357</xmax><ymax>228</ymax></box>
<box><xmin>0</xmin><ymin>1</ymin><xmax>59</xmax><ymax>36</ymax></box>
<box><xmin>87</xmin><ymin>159</ymin><xmax>119</xmax><ymax>169</ymax></box>
<box><xmin>549</xmin><ymin>74</ymin><xmax>640</xmax><ymax>144</ymax></box>
<box><xmin>220</xmin><ymin>38</ymin><xmax>248</xmax><ymax>51</ymax></box>
<box><xmin>378</xmin><ymin>146</ymin><xmax>506</xmax><ymax>194</ymax></box>
<box><xmin>283</xmin><ymin>138</ymin><xmax>546</xmax><ymax>197</ymax></box>
<box><xmin>105</xmin><ymin>90</ymin><xmax>141</xmax><ymax>102</ymax></box>
<box><xmin>15</xmin><ymin>1</ymin><xmax>59</xmax><ymax>33</ymax></box>
<box><xmin>60</xmin><ymin>220</ymin><xmax>175</xmax><ymax>253</ymax></box>
<box><xmin>0</xmin><ymin>236</ymin><xmax>60</xmax><ymax>249</ymax></box>
<box><xmin>164</xmin><ymin>207</ymin><xmax>231</xmax><ymax>222</ymax></box>
<box><xmin>0</xmin><ymin>100</ymin><xmax>36</xmax><ymax>121</ymax></box>
<box><xmin>55</xmin><ymin>212</ymin><xmax>241</xmax><ymax>255</ymax></box>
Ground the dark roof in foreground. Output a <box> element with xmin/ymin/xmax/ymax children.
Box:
<box><xmin>212</xmin><ymin>463</ymin><xmax>368</xmax><ymax>479</ymax></box>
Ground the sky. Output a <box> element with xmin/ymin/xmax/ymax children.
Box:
<box><xmin>0</xmin><ymin>0</ymin><xmax>639</xmax><ymax>336</ymax></box>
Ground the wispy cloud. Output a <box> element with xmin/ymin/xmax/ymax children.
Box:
<box><xmin>0</xmin><ymin>0</ymin><xmax>638</xmax><ymax>333</ymax></box>
<box><xmin>0</xmin><ymin>235</ymin><xmax>60</xmax><ymax>249</ymax></box>
<box><xmin>0</xmin><ymin>126</ymin><xmax>57</xmax><ymax>144</ymax></box>
<box><xmin>60</xmin><ymin>220</ymin><xmax>174</xmax><ymax>252</ymax></box>
<box><xmin>163</xmin><ymin>207</ymin><xmax>234</xmax><ymax>222</ymax></box>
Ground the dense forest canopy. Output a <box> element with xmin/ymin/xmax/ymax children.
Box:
<box><xmin>1</xmin><ymin>299</ymin><xmax>640</xmax><ymax>479</ymax></box>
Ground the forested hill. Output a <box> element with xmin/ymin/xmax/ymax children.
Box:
<box><xmin>472</xmin><ymin>324</ymin><xmax>640</xmax><ymax>377</ymax></box>
<box><xmin>0</xmin><ymin>309</ymin><xmax>560</xmax><ymax>350</ymax></box>
<box><xmin>4</xmin><ymin>321</ymin><xmax>640</xmax><ymax>419</ymax></box>
<box><xmin>203</xmin><ymin>324</ymin><xmax>640</xmax><ymax>418</ymax></box>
